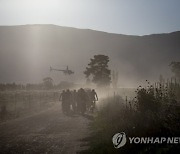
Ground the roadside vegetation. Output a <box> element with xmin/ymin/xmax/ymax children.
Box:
<box><xmin>81</xmin><ymin>79</ymin><xmax>180</xmax><ymax>154</ymax></box>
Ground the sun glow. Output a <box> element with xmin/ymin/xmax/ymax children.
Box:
<box><xmin>0</xmin><ymin>0</ymin><xmax>82</xmax><ymax>25</ymax></box>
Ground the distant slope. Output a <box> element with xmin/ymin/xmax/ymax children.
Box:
<box><xmin>0</xmin><ymin>25</ymin><xmax>179</xmax><ymax>86</ymax></box>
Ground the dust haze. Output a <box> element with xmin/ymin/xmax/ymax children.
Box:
<box><xmin>0</xmin><ymin>24</ymin><xmax>180</xmax><ymax>154</ymax></box>
<box><xmin>0</xmin><ymin>25</ymin><xmax>179</xmax><ymax>87</ymax></box>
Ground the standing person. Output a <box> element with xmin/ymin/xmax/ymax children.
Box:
<box><xmin>65</xmin><ymin>89</ymin><xmax>72</xmax><ymax>115</ymax></box>
<box><xmin>59</xmin><ymin>90</ymin><xmax>66</xmax><ymax>114</ymax></box>
<box><xmin>85</xmin><ymin>89</ymin><xmax>92</xmax><ymax>111</ymax></box>
<box><xmin>90</xmin><ymin>89</ymin><xmax>98</xmax><ymax>113</ymax></box>
<box><xmin>72</xmin><ymin>90</ymin><xmax>77</xmax><ymax>113</ymax></box>
<box><xmin>77</xmin><ymin>88</ymin><xmax>87</xmax><ymax>115</ymax></box>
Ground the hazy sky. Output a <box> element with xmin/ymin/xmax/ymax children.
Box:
<box><xmin>0</xmin><ymin>0</ymin><xmax>180</xmax><ymax>35</ymax></box>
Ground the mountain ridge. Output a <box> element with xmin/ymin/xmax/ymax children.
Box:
<box><xmin>0</xmin><ymin>25</ymin><xmax>179</xmax><ymax>86</ymax></box>
<box><xmin>0</xmin><ymin>24</ymin><xmax>179</xmax><ymax>37</ymax></box>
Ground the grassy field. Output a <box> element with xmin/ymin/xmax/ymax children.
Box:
<box><xmin>0</xmin><ymin>90</ymin><xmax>60</xmax><ymax>122</ymax></box>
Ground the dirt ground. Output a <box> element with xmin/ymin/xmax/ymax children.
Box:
<box><xmin>0</xmin><ymin>103</ymin><xmax>91</xmax><ymax>154</ymax></box>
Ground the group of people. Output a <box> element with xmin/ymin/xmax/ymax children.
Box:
<box><xmin>59</xmin><ymin>88</ymin><xmax>98</xmax><ymax>115</ymax></box>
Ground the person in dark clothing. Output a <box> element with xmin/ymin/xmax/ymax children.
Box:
<box><xmin>59</xmin><ymin>89</ymin><xmax>72</xmax><ymax>114</ymax></box>
<box><xmin>65</xmin><ymin>89</ymin><xmax>72</xmax><ymax>114</ymax></box>
<box><xmin>71</xmin><ymin>90</ymin><xmax>77</xmax><ymax>113</ymax></box>
<box><xmin>90</xmin><ymin>89</ymin><xmax>98</xmax><ymax>113</ymax></box>
<box><xmin>59</xmin><ymin>90</ymin><xmax>66</xmax><ymax>113</ymax></box>
<box><xmin>85</xmin><ymin>89</ymin><xmax>92</xmax><ymax>111</ymax></box>
<box><xmin>77</xmin><ymin>88</ymin><xmax>87</xmax><ymax>114</ymax></box>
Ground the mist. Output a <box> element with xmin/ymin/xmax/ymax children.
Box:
<box><xmin>0</xmin><ymin>25</ymin><xmax>179</xmax><ymax>87</ymax></box>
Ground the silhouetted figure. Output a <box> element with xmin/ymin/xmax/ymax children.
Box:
<box><xmin>85</xmin><ymin>89</ymin><xmax>93</xmax><ymax>111</ymax></box>
<box><xmin>90</xmin><ymin>89</ymin><xmax>98</xmax><ymax>113</ymax></box>
<box><xmin>71</xmin><ymin>90</ymin><xmax>77</xmax><ymax>113</ymax></box>
<box><xmin>59</xmin><ymin>90</ymin><xmax>66</xmax><ymax>113</ymax></box>
<box><xmin>77</xmin><ymin>88</ymin><xmax>87</xmax><ymax>115</ymax></box>
<box><xmin>59</xmin><ymin>89</ymin><xmax>72</xmax><ymax>114</ymax></box>
<box><xmin>65</xmin><ymin>89</ymin><xmax>72</xmax><ymax>114</ymax></box>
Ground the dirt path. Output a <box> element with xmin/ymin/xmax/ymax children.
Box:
<box><xmin>0</xmin><ymin>103</ymin><xmax>90</xmax><ymax>154</ymax></box>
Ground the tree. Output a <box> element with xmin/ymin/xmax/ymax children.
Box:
<box><xmin>84</xmin><ymin>55</ymin><xmax>111</xmax><ymax>87</ymax></box>
<box><xmin>170</xmin><ymin>62</ymin><xmax>180</xmax><ymax>80</ymax></box>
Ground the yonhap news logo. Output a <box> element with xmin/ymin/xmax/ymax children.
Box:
<box><xmin>112</xmin><ymin>132</ymin><xmax>180</xmax><ymax>148</ymax></box>
<box><xmin>112</xmin><ymin>132</ymin><xmax>127</xmax><ymax>148</ymax></box>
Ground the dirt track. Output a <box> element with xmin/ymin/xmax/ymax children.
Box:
<box><xmin>0</xmin><ymin>103</ymin><xmax>90</xmax><ymax>154</ymax></box>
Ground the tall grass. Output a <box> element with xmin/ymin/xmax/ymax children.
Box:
<box><xmin>81</xmin><ymin>81</ymin><xmax>180</xmax><ymax>154</ymax></box>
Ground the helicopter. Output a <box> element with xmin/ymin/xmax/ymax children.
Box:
<box><xmin>50</xmin><ymin>66</ymin><xmax>74</xmax><ymax>75</ymax></box>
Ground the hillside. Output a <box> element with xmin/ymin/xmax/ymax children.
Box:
<box><xmin>0</xmin><ymin>25</ymin><xmax>179</xmax><ymax>86</ymax></box>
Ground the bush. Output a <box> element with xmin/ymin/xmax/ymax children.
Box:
<box><xmin>82</xmin><ymin>82</ymin><xmax>180</xmax><ymax>154</ymax></box>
